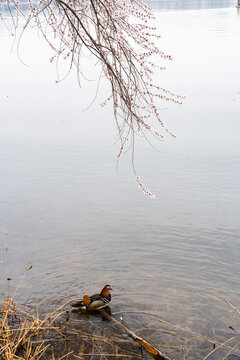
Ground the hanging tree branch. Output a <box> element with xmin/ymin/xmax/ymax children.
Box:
<box><xmin>0</xmin><ymin>0</ymin><xmax>185</xmax><ymax>197</ymax></box>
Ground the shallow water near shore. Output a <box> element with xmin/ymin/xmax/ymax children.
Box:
<box><xmin>1</xmin><ymin>0</ymin><xmax>240</xmax><ymax>359</ymax></box>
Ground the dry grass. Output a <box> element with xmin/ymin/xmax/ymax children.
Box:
<box><xmin>1</xmin><ymin>281</ymin><xmax>240</xmax><ymax>360</ymax></box>
<box><xmin>0</xmin><ymin>295</ymin><xmax>144</xmax><ymax>360</ymax></box>
<box><xmin>0</xmin><ymin>296</ymin><xmax>70</xmax><ymax>360</ymax></box>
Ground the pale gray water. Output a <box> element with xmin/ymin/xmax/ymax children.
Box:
<box><xmin>147</xmin><ymin>0</ymin><xmax>236</xmax><ymax>11</ymax></box>
<box><xmin>0</xmin><ymin>1</ymin><xmax>240</xmax><ymax>359</ymax></box>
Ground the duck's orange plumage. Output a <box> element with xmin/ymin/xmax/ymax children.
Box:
<box><xmin>82</xmin><ymin>295</ymin><xmax>91</xmax><ymax>307</ymax></box>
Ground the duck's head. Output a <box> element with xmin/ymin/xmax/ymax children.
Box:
<box><xmin>100</xmin><ymin>284</ymin><xmax>113</xmax><ymax>297</ymax></box>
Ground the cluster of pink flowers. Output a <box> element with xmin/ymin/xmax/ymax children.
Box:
<box><xmin>136</xmin><ymin>176</ymin><xmax>155</xmax><ymax>199</ymax></box>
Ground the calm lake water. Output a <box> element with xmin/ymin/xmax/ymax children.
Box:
<box><xmin>0</xmin><ymin>1</ymin><xmax>240</xmax><ymax>359</ymax></box>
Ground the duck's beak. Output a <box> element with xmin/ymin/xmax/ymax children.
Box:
<box><xmin>109</xmin><ymin>286</ymin><xmax>113</xmax><ymax>291</ymax></box>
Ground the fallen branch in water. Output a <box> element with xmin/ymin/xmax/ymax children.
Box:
<box><xmin>99</xmin><ymin>309</ymin><xmax>172</xmax><ymax>360</ymax></box>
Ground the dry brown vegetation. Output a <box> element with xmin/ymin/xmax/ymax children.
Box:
<box><xmin>0</xmin><ymin>296</ymin><xmax>70</xmax><ymax>359</ymax></box>
<box><xmin>0</xmin><ymin>295</ymin><xmax>153</xmax><ymax>360</ymax></box>
<box><xmin>1</xmin><ymin>278</ymin><xmax>240</xmax><ymax>360</ymax></box>
<box><xmin>1</xmin><ymin>295</ymin><xmax>240</xmax><ymax>360</ymax></box>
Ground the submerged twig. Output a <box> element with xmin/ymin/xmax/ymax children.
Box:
<box><xmin>99</xmin><ymin>309</ymin><xmax>172</xmax><ymax>360</ymax></box>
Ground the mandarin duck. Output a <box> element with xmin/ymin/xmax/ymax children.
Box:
<box><xmin>71</xmin><ymin>285</ymin><xmax>113</xmax><ymax>310</ymax></box>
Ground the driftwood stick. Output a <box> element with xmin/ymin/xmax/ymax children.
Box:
<box><xmin>99</xmin><ymin>309</ymin><xmax>172</xmax><ymax>360</ymax></box>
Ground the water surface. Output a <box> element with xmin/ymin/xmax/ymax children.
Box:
<box><xmin>0</xmin><ymin>1</ymin><xmax>240</xmax><ymax>359</ymax></box>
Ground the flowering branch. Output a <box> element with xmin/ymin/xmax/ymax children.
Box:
<box><xmin>0</xmin><ymin>0</ymin><xmax>185</xmax><ymax>197</ymax></box>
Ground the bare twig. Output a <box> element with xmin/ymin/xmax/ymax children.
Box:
<box><xmin>99</xmin><ymin>309</ymin><xmax>172</xmax><ymax>360</ymax></box>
